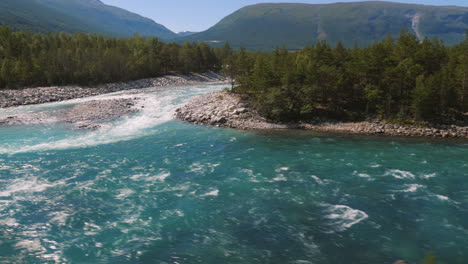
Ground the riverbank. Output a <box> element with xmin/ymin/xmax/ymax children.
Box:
<box><xmin>0</xmin><ymin>72</ymin><xmax>229</xmax><ymax>108</ymax></box>
<box><xmin>175</xmin><ymin>91</ymin><xmax>468</xmax><ymax>139</ymax></box>
<box><xmin>0</xmin><ymin>72</ymin><xmax>229</xmax><ymax>129</ymax></box>
<box><xmin>0</xmin><ymin>98</ymin><xmax>141</xmax><ymax>129</ymax></box>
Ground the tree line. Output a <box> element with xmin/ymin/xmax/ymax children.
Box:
<box><xmin>229</xmin><ymin>32</ymin><xmax>468</xmax><ymax>123</ymax></box>
<box><xmin>0</xmin><ymin>26</ymin><xmax>232</xmax><ymax>89</ymax></box>
<box><xmin>1</xmin><ymin>25</ymin><xmax>466</xmax><ymax>122</ymax></box>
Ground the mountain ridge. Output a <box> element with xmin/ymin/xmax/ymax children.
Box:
<box><xmin>181</xmin><ymin>1</ymin><xmax>468</xmax><ymax>50</ymax></box>
<box><xmin>0</xmin><ymin>0</ymin><xmax>176</xmax><ymax>39</ymax></box>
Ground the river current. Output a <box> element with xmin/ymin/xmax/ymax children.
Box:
<box><xmin>0</xmin><ymin>84</ymin><xmax>467</xmax><ymax>263</ymax></box>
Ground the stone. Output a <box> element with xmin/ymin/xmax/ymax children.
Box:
<box><xmin>233</xmin><ymin>108</ymin><xmax>248</xmax><ymax>114</ymax></box>
<box><xmin>216</xmin><ymin>116</ymin><xmax>227</xmax><ymax>124</ymax></box>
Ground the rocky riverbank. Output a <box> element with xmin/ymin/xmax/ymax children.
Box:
<box><xmin>62</xmin><ymin>98</ymin><xmax>140</xmax><ymax>130</ymax></box>
<box><xmin>0</xmin><ymin>72</ymin><xmax>228</xmax><ymax>108</ymax></box>
<box><xmin>175</xmin><ymin>91</ymin><xmax>468</xmax><ymax>139</ymax></box>
<box><xmin>0</xmin><ymin>98</ymin><xmax>141</xmax><ymax>130</ymax></box>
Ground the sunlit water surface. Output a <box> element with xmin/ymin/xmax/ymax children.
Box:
<box><xmin>0</xmin><ymin>84</ymin><xmax>467</xmax><ymax>263</ymax></box>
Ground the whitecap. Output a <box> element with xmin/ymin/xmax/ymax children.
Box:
<box><xmin>15</xmin><ymin>239</ymin><xmax>45</xmax><ymax>252</ymax></box>
<box><xmin>435</xmin><ymin>194</ymin><xmax>449</xmax><ymax>201</ymax></box>
<box><xmin>187</xmin><ymin>162</ymin><xmax>220</xmax><ymax>174</ymax></box>
<box><xmin>353</xmin><ymin>171</ymin><xmax>371</xmax><ymax>178</ymax></box>
<box><xmin>271</xmin><ymin>175</ymin><xmax>287</xmax><ymax>182</ymax></box>
<box><xmin>0</xmin><ymin>218</ymin><xmax>19</xmax><ymax>227</ymax></box>
<box><xmin>152</xmin><ymin>172</ymin><xmax>171</xmax><ymax>182</ymax></box>
<box><xmin>311</xmin><ymin>175</ymin><xmax>325</xmax><ymax>185</ymax></box>
<box><xmin>275</xmin><ymin>167</ymin><xmax>290</xmax><ymax>173</ymax></box>
<box><xmin>241</xmin><ymin>169</ymin><xmax>261</xmax><ymax>183</ymax></box>
<box><xmin>384</xmin><ymin>169</ymin><xmax>415</xmax><ymax>179</ymax></box>
<box><xmin>84</xmin><ymin>222</ymin><xmax>102</xmax><ymax>236</ymax></box>
<box><xmin>175</xmin><ymin>210</ymin><xmax>185</xmax><ymax>217</ymax></box>
<box><xmin>188</xmin><ymin>162</ymin><xmax>204</xmax><ymax>173</ymax></box>
<box><xmin>130</xmin><ymin>173</ymin><xmax>149</xmax><ymax>181</ymax></box>
<box><xmin>324</xmin><ymin>204</ymin><xmax>369</xmax><ymax>232</ymax></box>
<box><xmin>420</xmin><ymin>173</ymin><xmax>436</xmax><ymax>179</ymax></box>
<box><xmin>401</xmin><ymin>184</ymin><xmax>424</xmax><ymax>193</ymax></box>
<box><xmin>201</xmin><ymin>190</ymin><xmax>219</xmax><ymax>197</ymax></box>
<box><xmin>116</xmin><ymin>189</ymin><xmax>135</xmax><ymax>199</ymax></box>
<box><xmin>131</xmin><ymin>171</ymin><xmax>171</xmax><ymax>182</ymax></box>
<box><xmin>0</xmin><ymin>177</ymin><xmax>64</xmax><ymax>197</ymax></box>
<box><xmin>48</xmin><ymin>211</ymin><xmax>69</xmax><ymax>226</ymax></box>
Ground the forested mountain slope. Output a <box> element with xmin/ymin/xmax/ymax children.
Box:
<box><xmin>0</xmin><ymin>0</ymin><xmax>176</xmax><ymax>39</ymax></box>
<box><xmin>183</xmin><ymin>1</ymin><xmax>468</xmax><ymax>50</ymax></box>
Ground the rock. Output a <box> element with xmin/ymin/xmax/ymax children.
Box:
<box><xmin>77</xmin><ymin>123</ymin><xmax>101</xmax><ymax>130</ymax></box>
<box><xmin>62</xmin><ymin>98</ymin><xmax>138</xmax><ymax>124</ymax></box>
<box><xmin>216</xmin><ymin>116</ymin><xmax>227</xmax><ymax>124</ymax></box>
<box><xmin>233</xmin><ymin>108</ymin><xmax>248</xmax><ymax>115</ymax></box>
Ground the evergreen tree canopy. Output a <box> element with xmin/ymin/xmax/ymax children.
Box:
<box><xmin>0</xmin><ymin>26</ymin><xmax>225</xmax><ymax>89</ymax></box>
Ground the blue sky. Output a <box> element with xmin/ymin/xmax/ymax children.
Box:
<box><xmin>101</xmin><ymin>0</ymin><xmax>468</xmax><ymax>32</ymax></box>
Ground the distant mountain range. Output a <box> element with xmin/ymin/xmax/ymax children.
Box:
<box><xmin>0</xmin><ymin>0</ymin><xmax>176</xmax><ymax>39</ymax></box>
<box><xmin>182</xmin><ymin>1</ymin><xmax>468</xmax><ymax>50</ymax></box>
<box><xmin>1</xmin><ymin>1</ymin><xmax>468</xmax><ymax>49</ymax></box>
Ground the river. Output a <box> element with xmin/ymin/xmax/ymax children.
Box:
<box><xmin>0</xmin><ymin>83</ymin><xmax>467</xmax><ymax>263</ymax></box>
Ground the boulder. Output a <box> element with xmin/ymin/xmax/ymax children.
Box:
<box><xmin>233</xmin><ymin>108</ymin><xmax>248</xmax><ymax>115</ymax></box>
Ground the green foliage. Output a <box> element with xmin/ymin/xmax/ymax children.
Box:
<box><xmin>0</xmin><ymin>26</ymin><xmax>222</xmax><ymax>89</ymax></box>
<box><xmin>183</xmin><ymin>2</ymin><xmax>468</xmax><ymax>50</ymax></box>
<box><xmin>229</xmin><ymin>33</ymin><xmax>468</xmax><ymax>123</ymax></box>
<box><xmin>0</xmin><ymin>0</ymin><xmax>176</xmax><ymax>39</ymax></box>
<box><xmin>412</xmin><ymin>74</ymin><xmax>444</xmax><ymax>120</ymax></box>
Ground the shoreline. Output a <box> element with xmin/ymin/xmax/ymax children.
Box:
<box><xmin>175</xmin><ymin>91</ymin><xmax>468</xmax><ymax>139</ymax></box>
<box><xmin>0</xmin><ymin>72</ymin><xmax>229</xmax><ymax>108</ymax></box>
<box><xmin>0</xmin><ymin>98</ymin><xmax>142</xmax><ymax>129</ymax></box>
<box><xmin>0</xmin><ymin>72</ymin><xmax>230</xmax><ymax>129</ymax></box>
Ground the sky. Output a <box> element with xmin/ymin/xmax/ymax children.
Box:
<box><xmin>101</xmin><ymin>0</ymin><xmax>468</xmax><ymax>32</ymax></box>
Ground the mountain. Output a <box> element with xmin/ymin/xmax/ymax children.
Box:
<box><xmin>0</xmin><ymin>0</ymin><xmax>176</xmax><ymax>39</ymax></box>
<box><xmin>182</xmin><ymin>1</ymin><xmax>468</xmax><ymax>50</ymax></box>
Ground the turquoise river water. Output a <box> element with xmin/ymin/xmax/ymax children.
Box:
<box><xmin>0</xmin><ymin>84</ymin><xmax>467</xmax><ymax>264</ymax></box>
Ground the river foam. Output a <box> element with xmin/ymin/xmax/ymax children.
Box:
<box><xmin>323</xmin><ymin>204</ymin><xmax>369</xmax><ymax>232</ymax></box>
<box><xmin>0</xmin><ymin>84</ymin><xmax>229</xmax><ymax>155</ymax></box>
